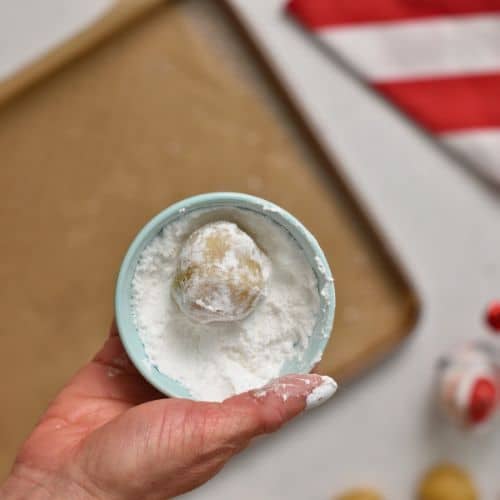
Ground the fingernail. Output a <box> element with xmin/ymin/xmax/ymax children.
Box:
<box><xmin>305</xmin><ymin>375</ymin><xmax>338</xmax><ymax>411</ymax></box>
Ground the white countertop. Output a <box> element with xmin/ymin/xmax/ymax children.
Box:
<box><xmin>2</xmin><ymin>1</ymin><xmax>499</xmax><ymax>498</ymax></box>
<box><xmin>0</xmin><ymin>0</ymin><xmax>113</xmax><ymax>81</ymax></box>
<box><xmin>185</xmin><ymin>2</ymin><xmax>500</xmax><ymax>499</ymax></box>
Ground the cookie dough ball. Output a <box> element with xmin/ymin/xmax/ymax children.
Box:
<box><xmin>173</xmin><ymin>221</ymin><xmax>271</xmax><ymax>324</ymax></box>
<box><xmin>418</xmin><ymin>464</ymin><xmax>477</xmax><ymax>500</ymax></box>
<box><xmin>336</xmin><ymin>488</ymin><xmax>384</xmax><ymax>500</ymax></box>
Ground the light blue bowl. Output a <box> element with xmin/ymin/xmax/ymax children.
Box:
<box><xmin>115</xmin><ymin>192</ymin><xmax>335</xmax><ymax>400</ymax></box>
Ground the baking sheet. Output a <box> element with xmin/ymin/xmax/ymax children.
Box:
<box><xmin>0</xmin><ymin>0</ymin><xmax>418</xmax><ymax>478</ymax></box>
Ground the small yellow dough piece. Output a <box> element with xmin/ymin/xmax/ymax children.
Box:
<box><xmin>173</xmin><ymin>221</ymin><xmax>271</xmax><ymax>324</ymax></box>
<box><xmin>335</xmin><ymin>488</ymin><xmax>384</xmax><ymax>500</ymax></box>
<box><xmin>418</xmin><ymin>464</ymin><xmax>478</xmax><ymax>500</ymax></box>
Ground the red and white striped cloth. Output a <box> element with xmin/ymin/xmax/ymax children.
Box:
<box><xmin>287</xmin><ymin>0</ymin><xmax>500</xmax><ymax>186</ymax></box>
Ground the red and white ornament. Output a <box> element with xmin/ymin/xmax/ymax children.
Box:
<box><xmin>486</xmin><ymin>300</ymin><xmax>500</xmax><ymax>332</ymax></box>
<box><xmin>438</xmin><ymin>342</ymin><xmax>498</xmax><ymax>429</ymax></box>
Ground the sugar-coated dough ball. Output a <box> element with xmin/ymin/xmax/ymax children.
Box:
<box><xmin>418</xmin><ymin>464</ymin><xmax>477</xmax><ymax>500</ymax></box>
<box><xmin>172</xmin><ymin>221</ymin><xmax>271</xmax><ymax>324</ymax></box>
<box><xmin>336</xmin><ymin>488</ymin><xmax>384</xmax><ymax>500</ymax></box>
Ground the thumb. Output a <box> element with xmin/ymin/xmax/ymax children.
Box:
<box><xmin>164</xmin><ymin>373</ymin><xmax>337</xmax><ymax>495</ymax></box>
<box><xmin>221</xmin><ymin>373</ymin><xmax>338</xmax><ymax>439</ymax></box>
<box><xmin>78</xmin><ymin>374</ymin><xmax>337</xmax><ymax>499</ymax></box>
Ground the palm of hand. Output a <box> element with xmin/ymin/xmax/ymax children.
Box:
<box><xmin>10</xmin><ymin>325</ymin><xmax>252</xmax><ymax>499</ymax></box>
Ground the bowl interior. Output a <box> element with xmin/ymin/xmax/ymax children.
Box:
<box><xmin>115</xmin><ymin>193</ymin><xmax>335</xmax><ymax>399</ymax></box>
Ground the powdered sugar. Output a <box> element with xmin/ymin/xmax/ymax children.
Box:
<box><xmin>131</xmin><ymin>208</ymin><xmax>320</xmax><ymax>402</ymax></box>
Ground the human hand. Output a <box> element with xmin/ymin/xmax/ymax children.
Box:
<box><xmin>1</xmin><ymin>322</ymin><xmax>336</xmax><ymax>499</ymax></box>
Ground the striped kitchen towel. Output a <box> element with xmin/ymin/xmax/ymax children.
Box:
<box><xmin>287</xmin><ymin>0</ymin><xmax>500</xmax><ymax>186</ymax></box>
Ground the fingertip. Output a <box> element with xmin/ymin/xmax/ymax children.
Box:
<box><xmin>251</xmin><ymin>374</ymin><xmax>337</xmax><ymax>413</ymax></box>
<box><xmin>223</xmin><ymin>374</ymin><xmax>338</xmax><ymax>437</ymax></box>
<box><xmin>304</xmin><ymin>376</ymin><xmax>337</xmax><ymax>411</ymax></box>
